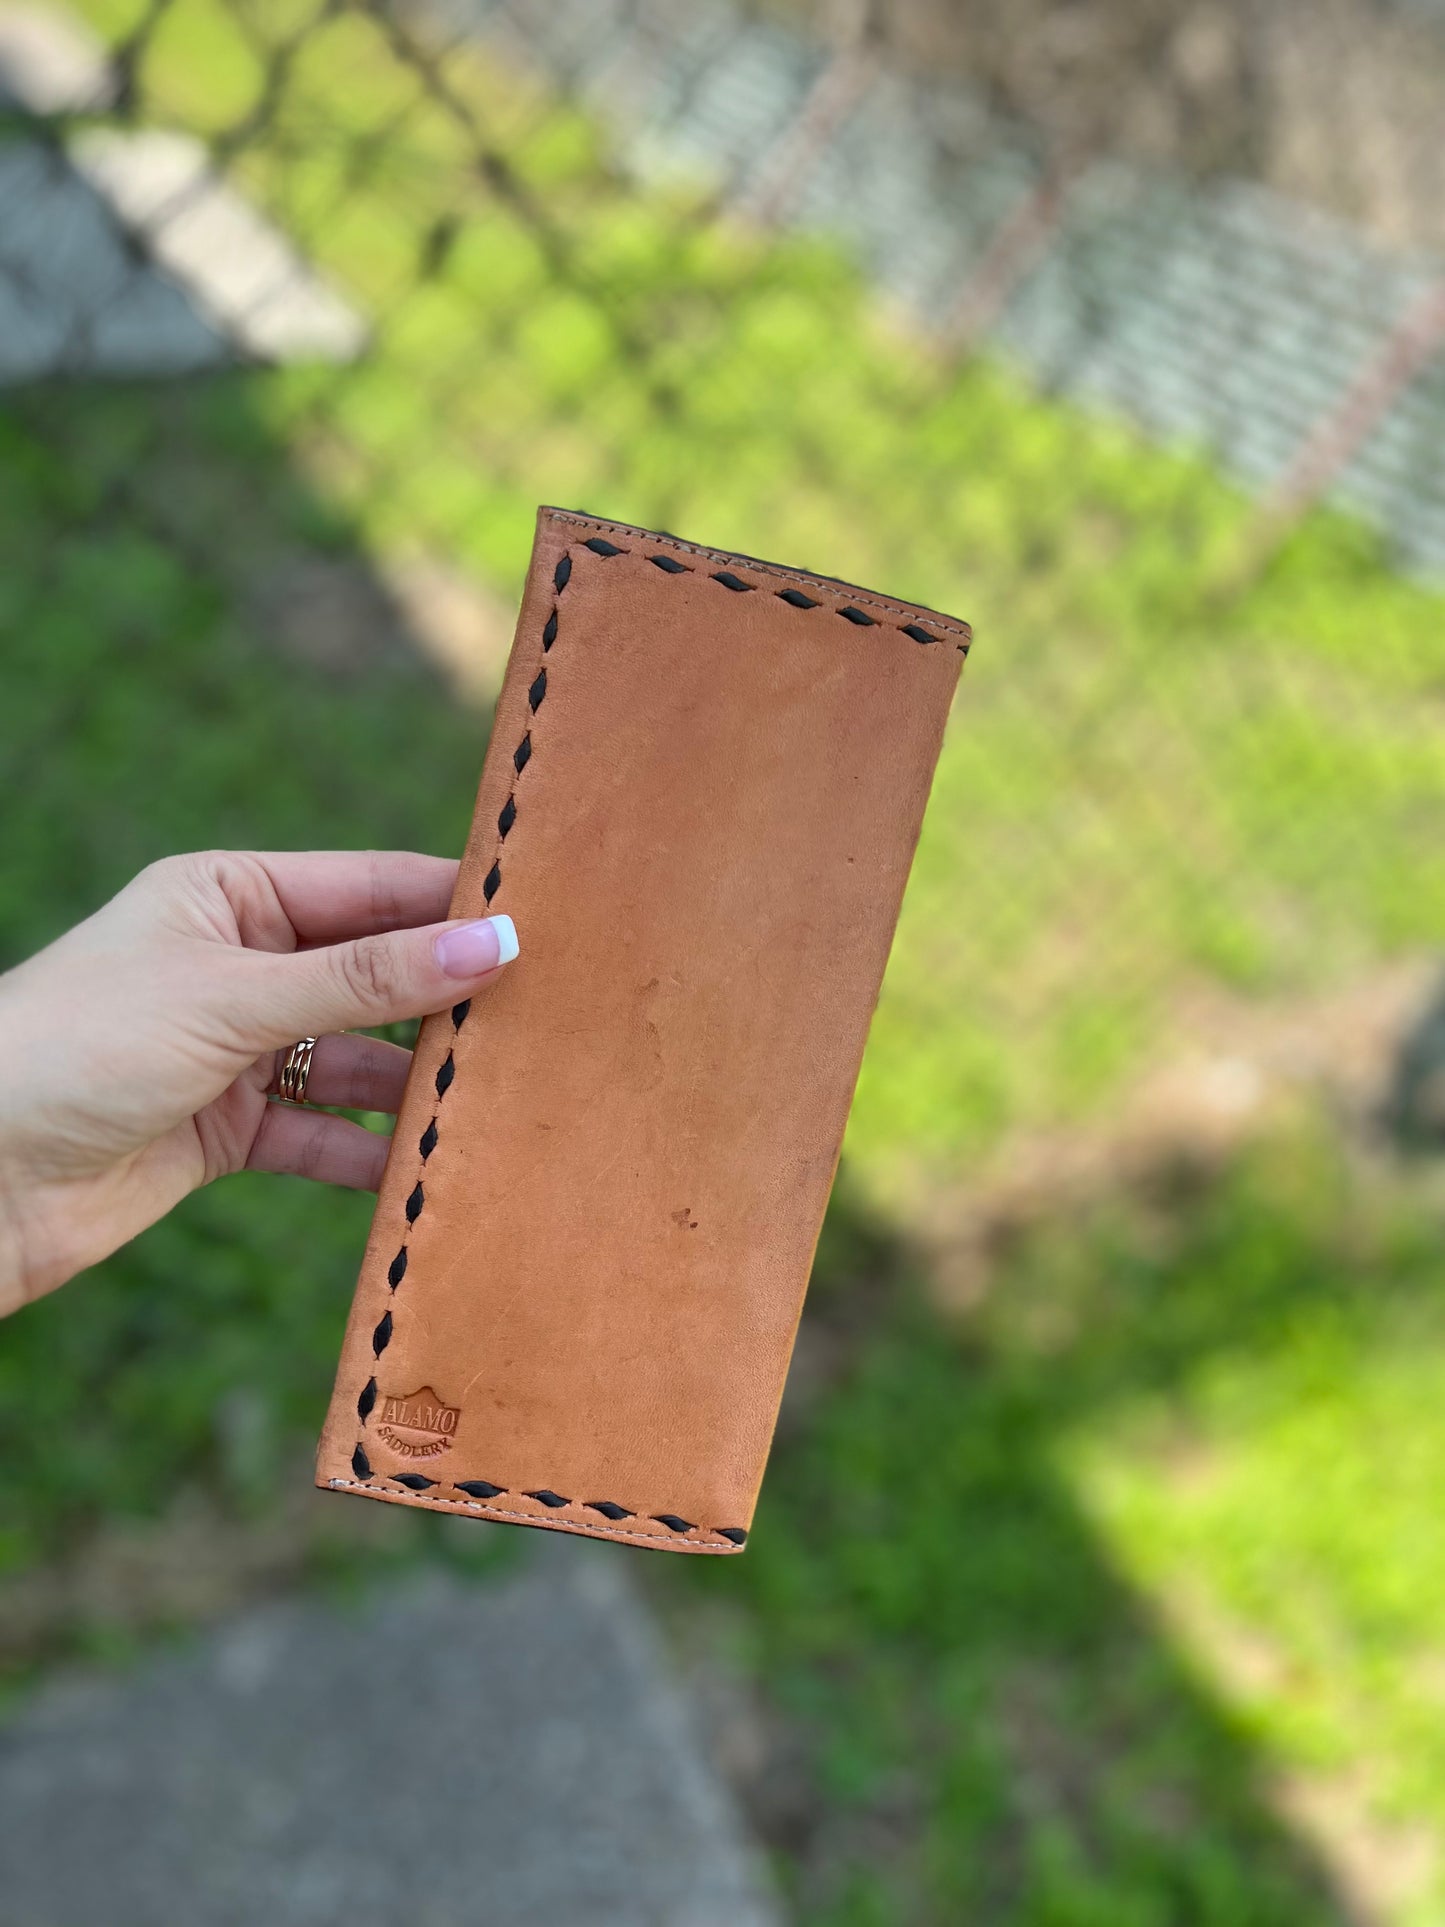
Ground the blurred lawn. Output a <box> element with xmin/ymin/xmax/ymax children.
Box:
<box><xmin>3</xmin><ymin>2</ymin><xmax>1445</xmax><ymax>1920</ymax></box>
<box><xmin>719</xmin><ymin>1137</ymin><xmax>1445</xmax><ymax>1924</ymax></box>
<box><xmin>49</xmin><ymin>0</ymin><xmax>1445</xmax><ymax>1179</ymax></box>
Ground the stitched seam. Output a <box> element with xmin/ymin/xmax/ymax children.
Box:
<box><xmin>542</xmin><ymin>507</ymin><xmax>971</xmax><ymax>642</ymax></box>
<box><xmin>349</xmin><ymin>538</ymin><xmax>749</xmax><ymax>1551</ymax></box>
<box><xmin>326</xmin><ymin>1479</ymin><xmax>744</xmax><ymax>1550</ymax></box>
<box><xmin>351</xmin><ymin>549</ymin><xmax>572</xmax><ymax>1469</ymax></box>
<box><xmin>351</xmin><ymin>515</ymin><xmax>970</xmax><ymax>1539</ymax></box>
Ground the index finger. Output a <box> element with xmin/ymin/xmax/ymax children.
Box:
<box><xmin>248</xmin><ymin>850</ymin><xmax>461</xmax><ymax>945</ymax></box>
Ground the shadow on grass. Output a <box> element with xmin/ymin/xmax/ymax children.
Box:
<box><xmin>685</xmin><ymin>1152</ymin><xmax>1415</xmax><ymax>1927</ymax></box>
<box><xmin>0</xmin><ymin>369</ymin><xmax>1386</xmax><ymax>1926</ymax></box>
<box><xmin>0</xmin><ymin>368</ymin><xmax>502</xmax><ymax>1576</ymax></box>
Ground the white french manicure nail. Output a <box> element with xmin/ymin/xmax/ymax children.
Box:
<box><xmin>434</xmin><ymin>913</ymin><xmax>520</xmax><ymax>979</ymax></box>
<box><xmin>489</xmin><ymin>914</ymin><xmax>519</xmax><ymax>965</ymax></box>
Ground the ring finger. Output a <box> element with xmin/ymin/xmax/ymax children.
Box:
<box><xmin>268</xmin><ymin>1032</ymin><xmax>412</xmax><ymax>1114</ymax></box>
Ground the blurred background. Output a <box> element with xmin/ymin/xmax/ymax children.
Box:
<box><xmin>3</xmin><ymin>0</ymin><xmax>1445</xmax><ymax>1920</ymax></box>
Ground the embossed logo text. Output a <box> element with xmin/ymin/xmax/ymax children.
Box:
<box><xmin>375</xmin><ymin>1386</ymin><xmax>460</xmax><ymax>1460</ymax></box>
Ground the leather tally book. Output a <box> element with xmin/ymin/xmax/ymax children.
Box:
<box><xmin>315</xmin><ymin>506</ymin><xmax>971</xmax><ymax>1553</ymax></box>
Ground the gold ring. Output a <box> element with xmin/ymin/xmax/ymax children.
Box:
<box><xmin>278</xmin><ymin>1036</ymin><xmax>319</xmax><ymax>1105</ymax></box>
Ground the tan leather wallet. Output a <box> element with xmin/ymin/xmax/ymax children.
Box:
<box><xmin>315</xmin><ymin>507</ymin><xmax>970</xmax><ymax>1552</ymax></box>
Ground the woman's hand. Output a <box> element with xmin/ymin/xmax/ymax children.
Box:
<box><xmin>0</xmin><ymin>850</ymin><xmax>519</xmax><ymax>1316</ymax></box>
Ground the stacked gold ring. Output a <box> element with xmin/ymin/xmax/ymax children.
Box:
<box><xmin>278</xmin><ymin>1035</ymin><xmax>319</xmax><ymax>1105</ymax></box>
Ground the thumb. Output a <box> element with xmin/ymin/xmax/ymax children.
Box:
<box><xmin>232</xmin><ymin>913</ymin><xmax>519</xmax><ymax>1050</ymax></box>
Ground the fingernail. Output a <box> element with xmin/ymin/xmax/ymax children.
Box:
<box><xmin>434</xmin><ymin>914</ymin><xmax>519</xmax><ymax>979</ymax></box>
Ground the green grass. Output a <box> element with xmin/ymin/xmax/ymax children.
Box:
<box><xmin>4</xmin><ymin>4</ymin><xmax>1445</xmax><ymax>1918</ymax></box>
<box><xmin>708</xmin><ymin>1140</ymin><xmax>1445</xmax><ymax>1924</ymax></box>
<box><xmin>0</xmin><ymin>376</ymin><xmax>490</xmax><ymax>1574</ymax></box>
<box><xmin>43</xmin><ymin>0</ymin><xmax>1445</xmax><ymax>1192</ymax></box>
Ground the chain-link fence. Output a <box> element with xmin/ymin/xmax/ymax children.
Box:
<box><xmin>6</xmin><ymin>0</ymin><xmax>1445</xmax><ymax>1197</ymax></box>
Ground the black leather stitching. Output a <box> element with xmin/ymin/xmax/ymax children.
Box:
<box><xmin>349</xmin><ymin>533</ymin><xmax>957</xmax><ymax>1540</ymax></box>
<box><xmin>353</xmin><ymin>546</ymin><xmax>578</xmax><ymax>1486</ymax></box>
<box><xmin>545</xmin><ymin>509</ymin><xmax>969</xmax><ymax>645</ymax></box>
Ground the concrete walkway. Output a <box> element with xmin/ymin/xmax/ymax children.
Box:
<box><xmin>0</xmin><ymin>1540</ymin><xmax>780</xmax><ymax>1927</ymax></box>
